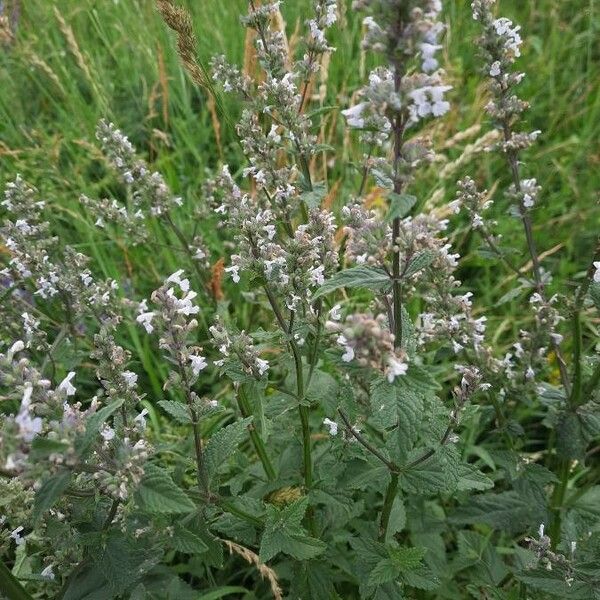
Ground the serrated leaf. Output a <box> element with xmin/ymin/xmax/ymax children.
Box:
<box><xmin>404</xmin><ymin>250</ymin><xmax>436</xmax><ymax>278</ymax></box>
<box><xmin>450</xmin><ymin>491</ymin><xmax>534</xmax><ymax>532</ymax></box>
<box><xmin>388</xmin><ymin>546</ymin><xmax>426</xmax><ymax>571</ymax></box>
<box><xmin>205</xmin><ymin>417</ymin><xmax>253</xmax><ymax>479</ymax></box>
<box><xmin>33</xmin><ymin>470</ymin><xmax>71</xmax><ymax>519</ymax></box>
<box><xmin>313</xmin><ymin>266</ymin><xmax>390</xmax><ymax>300</ymax></box>
<box><xmin>306</xmin><ymin>370</ymin><xmax>339</xmax><ymax>413</ymax></box>
<box><xmin>457</xmin><ymin>463</ymin><xmax>494</xmax><ymax>491</ymax></box>
<box><xmin>386</xmin><ymin>193</ymin><xmax>416</xmax><ymax>222</ymax></box>
<box><xmin>170</xmin><ymin>524</ymin><xmax>209</xmax><ymax>555</ymax></box>
<box><xmin>557</xmin><ymin>411</ymin><xmax>586</xmax><ymax>460</ymax></box>
<box><xmin>402</xmin><ymin>446</ymin><xmax>459</xmax><ymax>495</ymax></box>
<box><xmin>136</xmin><ymin>463</ymin><xmax>195</xmax><ymax>514</ymax></box>
<box><xmin>260</xmin><ymin>498</ymin><xmax>326</xmax><ymax>562</ymax></box>
<box><xmin>369</xmin><ymin>558</ymin><xmax>400</xmax><ymax>585</ymax></box>
<box><xmin>158</xmin><ymin>400</ymin><xmax>192</xmax><ymax>424</ymax></box>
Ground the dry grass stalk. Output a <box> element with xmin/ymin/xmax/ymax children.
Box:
<box><xmin>221</xmin><ymin>538</ymin><xmax>283</xmax><ymax>600</ymax></box>
<box><xmin>156</xmin><ymin>0</ymin><xmax>222</xmax><ymax>157</ymax></box>
<box><xmin>23</xmin><ymin>49</ymin><xmax>66</xmax><ymax>96</ymax></box>
<box><xmin>0</xmin><ymin>15</ymin><xmax>13</xmax><ymax>44</ymax></box>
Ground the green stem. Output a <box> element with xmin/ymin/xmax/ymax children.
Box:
<box><xmin>0</xmin><ymin>560</ymin><xmax>34</xmax><ymax>600</ymax></box>
<box><xmin>549</xmin><ymin>460</ymin><xmax>570</xmax><ymax>548</ymax></box>
<box><xmin>237</xmin><ymin>386</ymin><xmax>276</xmax><ymax>481</ymax></box>
<box><xmin>217</xmin><ymin>499</ymin><xmax>263</xmax><ymax>527</ymax></box>
<box><xmin>569</xmin><ymin>309</ymin><xmax>583</xmax><ymax>409</ymax></box>
<box><xmin>379</xmin><ymin>473</ymin><xmax>399</xmax><ymax>542</ymax></box>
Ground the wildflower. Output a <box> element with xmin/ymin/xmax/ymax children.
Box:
<box><xmin>40</xmin><ymin>565</ymin><xmax>55</xmax><ymax>580</ymax></box>
<box><xmin>329</xmin><ymin>304</ymin><xmax>342</xmax><ymax>321</ymax></box>
<box><xmin>593</xmin><ymin>261</ymin><xmax>600</xmax><ymax>283</ymax></box>
<box><xmin>225</xmin><ymin>265</ymin><xmax>241</xmax><ymax>283</ymax></box>
<box><xmin>134</xmin><ymin>408</ymin><xmax>149</xmax><ymax>429</ymax></box>
<box><xmin>122</xmin><ymin>371</ymin><xmax>138</xmax><ymax>388</ymax></box>
<box><xmin>189</xmin><ymin>354</ymin><xmax>208</xmax><ymax>376</ymax></box>
<box><xmin>323</xmin><ymin>418</ymin><xmax>338</xmax><ymax>436</ymax></box>
<box><xmin>58</xmin><ymin>372</ymin><xmax>77</xmax><ymax>396</ymax></box>
<box><xmin>15</xmin><ymin>384</ymin><xmax>42</xmax><ymax>441</ymax></box>
<box><xmin>137</xmin><ymin>311</ymin><xmax>155</xmax><ymax>334</ymax></box>
<box><xmin>100</xmin><ymin>425</ymin><xmax>116</xmax><ymax>441</ymax></box>
<box><xmin>10</xmin><ymin>526</ymin><xmax>25</xmax><ymax>546</ymax></box>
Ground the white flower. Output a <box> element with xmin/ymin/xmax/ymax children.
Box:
<box><xmin>41</xmin><ymin>565</ymin><xmax>55</xmax><ymax>580</ymax></box>
<box><xmin>329</xmin><ymin>304</ymin><xmax>342</xmax><ymax>321</ymax></box>
<box><xmin>189</xmin><ymin>354</ymin><xmax>208</xmax><ymax>376</ymax></box>
<box><xmin>122</xmin><ymin>371</ymin><xmax>138</xmax><ymax>388</ymax></box>
<box><xmin>263</xmin><ymin>224</ymin><xmax>276</xmax><ymax>240</ymax></box>
<box><xmin>593</xmin><ymin>261</ymin><xmax>600</xmax><ymax>283</ymax></box>
<box><xmin>137</xmin><ymin>311</ymin><xmax>155</xmax><ymax>334</ymax></box>
<box><xmin>420</xmin><ymin>42</ymin><xmax>442</xmax><ymax>72</ymax></box>
<box><xmin>489</xmin><ymin>61</ymin><xmax>501</xmax><ymax>77</ymax></box>
<box><xmin>337</xmin><ymin>335</ymin><xmax>354</xmax><ymax>362</ymax></box>
<box><xmin>167</xmin><ymin>269</ymin><xmax>190</xmax><ymax>292</ymax></box>
<box><xmin>323</xmin><ymin>417</ymin><xmax>338</xmax><ymax>436</ymax></box>
<box><xmin>256</xmin><ymin>358</ymin><xmax>269</xmax><ymax>376</ymax></box>
<box><xmin>538</xmin><ymin>523</ymin><xmax>545</xmax><ymax>538</ymax></box>
<box><xmin>209</xmin><ymin>399</ymin><xmax>219</xmax><ymax>408</ymax></box>
<box><xmin>309</xmin><ymin>265</ymin><xmax>325</xmax><ymax>286</ymax></box>
<box><xmin>225</xmin><ymin>265</ymin><xmax>241</xmax><ymax>283</ymax></box>
<box><xmin>15</xmin><ymin>384</ymin><xmax>42</xmax><ymax>441</ymax></box>
<box><xmin>134</xmin><ymin>408</ymin><xmax>149</xmax><ymax>429</ymax></box>
<box><xmin>386</xmin><ymin>355</ymin><xmax>408</xmax><ymax>382</ymax></box>
<box><xmin>100</xmin><ymin>425</ymin><xmax>115</xmax><ymax>441</ymax></box>
<box><xmin>58</xmin><ymin>372</ymin><xmax>77</xmax><ymax>396</ymax></box>
<box><xmin>8</xmin><ymin>340</ymin><xmax>25</xmax><ymax>358</ymax></box>
<box><xmin>341</xmin><ymin>102</ymin><xmax>369</xmax><ymax>128</ymax></box>
<box><xmin>10</xmin><ymin>526</ymin><xmax>25</xmax><ymax>546</ymax></box>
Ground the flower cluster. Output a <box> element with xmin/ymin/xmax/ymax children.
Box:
<box><xmin>1</xmin><ymin>177</ymin><xmax>119</xmax><ymax>317</ymax></box>
<box><xmin>209</xmin><ymin>317</ymin><xmax>269</xmax><ymax>379</ymax></box>
<box><xmin>326</xmin><ymin>313</ymin><xmax>409</xmax><ymax>382</ymax></box>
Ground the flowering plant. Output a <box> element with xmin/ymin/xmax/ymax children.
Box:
<box><xmin>1</xmin><ymin>1</ymin><xmax>599</xmax><ymax>598</ymax></box>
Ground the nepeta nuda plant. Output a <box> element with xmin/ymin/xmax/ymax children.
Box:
<box><xmin>0</xmin><ymin>1</ymin><xmax>599</xmax><ymax>599</ymax></box>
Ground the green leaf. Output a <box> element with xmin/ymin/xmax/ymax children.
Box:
<box><xmin>170</xmin><ymin>524</ymin><xmax>209</xmax><ymax>555</ymax></box>
<box><xmin>402</xmin><ymin>447</ymin><xmax>459</xmax><ymax>495</ymax></box>
<box><xmin>368</xmin><ymin>558</ymin><xmax>400</xmax><ymax>586</ymax></box>
<box><xmin>515</xmin><ymin>568</ymin><xmax>595</xmax><ymax>598</ymax></box>
<box><xmin>589</xmin><ymin>282</ymin><xmax>600</xmax><ymax>311</ymax></box>
<box><xmin>388</xmin><ymin>546</ymin><xmax>426</xmax><ymax>571</ymax></box>
<box><xmin>384</xmin><ymin>497</ymin><xmax>406</xmax><ymax>543</ymax></box>
<box><xmin>300</xmin><ymin>182</ymin><xmax>327</xmax><ymax>209</ymax></box>
<box><xmin>404</xmin><ymin>250</ymin><xmax>437</xmax><ymax>278</ymax></box>
<box><xmin>260</xmin><ymin>498</ymin><xmax>326</xmax><ymax>563</ymax></box>
<box><xmin>456</xmin><ymin>463</ymin><xmax>494</xmax><ymax>492</ymax></box>
<box><xmin>76</xmin><ymin>398</ymin><xmax>124</xmax><ymax>457</ymax></box>
<box><xmin>557</xmin><ymin>411</ymin><xmax>586</xmax><ymax>460</ymax></box>
<box><xmin>450</xmin><ymin>491</ymin><xmax>534</xmax><ymax>533</ymax></box>
<box><xmin>386</xmin><ymin>193</ymin><xmax>416</xmax><ymax>222</ymax></box>
<box><xmin>136</xmin><ymin>464</ymin><xmax>195</xmax><ymax>514</ymax></box>
<box><xmin>157</xmin><ymin>400</ymin><xmax>192</xmax><ymax>424</ymax></box>
<box><xmin>205</xmin><ymin>417</ymin><xmax>253</xmax><ymax>479</ymax></box>
<box><xmin>306</xmin><ymin>369</ymin><xmax>339</xmax><ymax>413</ymax></box>
<box><xmin>30</xmin><ymin>437</ymin><xmax>70</xmax><ymax>459</ymax></box>
<box><xmin>313</xmin><ymin>266</ymin><xmax>390</xmax><ymax>300</ymax></box>
<box><xmin>0</xmin><ymin>559</ymin><xmax>35</xmax><ymax>600</ymax></box>
<box><xmin>33</xmin><ymin>470</ymin><xmax>71</xmax><ymax>519</ymax></box>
